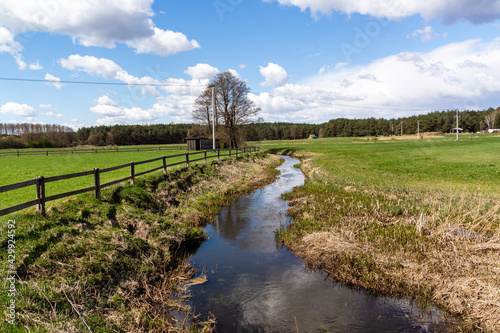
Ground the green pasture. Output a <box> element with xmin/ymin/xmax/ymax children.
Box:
<box><xmin>260</xmin><ymin>133</ymin><xmax>500</xmax><ymax>194</ymax></box>
<box><xmin>0</xmin><ymin>149</ymin><xmax>222</xmax><ymax>211</ymax></box>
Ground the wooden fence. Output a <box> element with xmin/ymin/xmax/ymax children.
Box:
<box><xmin>0</xmin><ymin>147</ymin><xmax>260</xmax><ymax>217</ymax></box>
<box><xmin>0</xmin><ymin>145</ymin><xmax>185</xmax><ymax>158</ymax></box>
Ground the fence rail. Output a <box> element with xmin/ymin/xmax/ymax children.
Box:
<box><xmin>0</xmin><ymin>145</ymin><xmax>186</xmax><ymax>158</ymax></box>
<box><xmin>0</xmin><ymin>147</ymin><xmax>260</xmax><ymax>217</ymax></box>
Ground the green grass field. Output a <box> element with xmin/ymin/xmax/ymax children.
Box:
<box><xmin>0</xmin><ymin>147</ymin><xmax>222</xmax><ymax>211</ymax></box>
<box><xmin>264</xmin><ymin>133</ymin><xmax>500</xmax><ymax>331</ymax></box>
<box><xmin>260</xmin><ymin>133</ymin><xmax>500</xmax><ymax>194</ymax></box>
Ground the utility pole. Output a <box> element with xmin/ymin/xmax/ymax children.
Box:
<box><xmin>212</xmin><ymin>87</ymin><xmax>216</xmax><ymax>150</ymax></box>
<box><xmin>456</xmin><ymin>109</ymin><xmax>459</xmax><ymax>141</ymax></box>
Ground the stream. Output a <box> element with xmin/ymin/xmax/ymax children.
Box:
<box><xmin>184</xmin><ymin>155</ymin><xmax>448</xmax><ymax>332</ymax></box>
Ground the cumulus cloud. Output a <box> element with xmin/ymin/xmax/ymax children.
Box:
<box><xmin>0</xmin><ymin>102</ymin><xmax>37</xmax><ymax>117</ymax></box>
<box><xmin>408</xmin><ymin>26</ymin><xmax>441</xmax><ymax>42</ymax></box>
<box><xmin>126</xmin><ymin>25</ymin><xmax>200</xmax><ymax>56</ymax></box>
<box><xmin>59</xmin><ymin>55</ymin><xmax>122</xmax><ymax>79</ymax></box>
<box><xmin>91</xmin><ymin>95</ymin><xmax>159</xmax><ymax>125</ymax></box>
<box><xmin>184</xmin><ymin>63</ymin><xmax>219</xmax><ymax>80</ymax></box>
<box><xmin>249</xmin><ymin>39</ymin><xmax>500</xmax><ymax>123</ymax></box>
<box><xmin>0</xmin><ymin>26</ymin><xmax>42</xmax><ymax>70</ymax></box>
<box><xmin>0</xmin><ymin>27</ymin><xmax>22</xmax><ymax>54</ymax></box>
<box><xmin>60</xmin><ymin>54</ymin><xmax>163</xmax><ymax>96</ymax></box>
<box><xmin>45</xmin><ymin>111</ymin><xmax>64</xmax><ymax>118</ymax></box>
<box><xmin>29</xmin><ymin>61</ymin><xmax>43</xmax><ymax>70</ymax></box>
<box><xmin>45</xmin><ymin>73</ymin><xmax>64</xmax><ymax>89</ymax></box>
<box><xmin>89</xmin><ymin>91</ymin><xmax>198</xmax><ymax>125</ymax></box>
<box><xmin>267</xmin><ymin>0</ymin><xmax>500</xmax><ymax>24</ymax></box>
<box><xmin>259</xmin><ymin>63</ymin><xmax>290</xmax><ymax>87</ymax></box>
<box><xmin>0</xmin><ymin>0</ymin><xmax>199</xmax><ymax>55</ymax></box>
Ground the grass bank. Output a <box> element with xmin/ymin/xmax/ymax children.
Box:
<box><xmin>1</xmin><ymin>153</ymin><xmax>281</xmax><ymax>332</ymax></box>
<box><xmin>267</xmin><ymin>137</ymin><xmax>500</xmax><ymax>332</ymax></box>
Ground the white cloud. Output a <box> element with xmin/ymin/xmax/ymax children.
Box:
<box><xmin>59</xmin><ymin>54</ymin><xmax>161</xmax><ymax>96</ymax></box>
<box><xmin>0</xmin><ymin>27</ymin><xmax>22</xmax><ymax>54</ymax></box>
<box><xmin>91</xmin><ymin>95</ymin><xmax>159</xmax><ymax>125</ymax></box>
<box><xmin>39</xmin><ymin>104</ymin><xmax>53</xmax><ymax>109</ymax></box>
<box><xmin>126</xmin><ymin>25</ymin><xmax>200</xmax><ymax>56</ymax></box>
<box><xmin>0</xmin><ymin>0</ymin><xmax>199</xmax><ymax>56</ymax></box>
<box><xmin>0</xmin><ymin>102</ymin><xmax>37</xmax><ymax>117</ymax></box>
<box><xmin>335</xmin><ymin>62</ymin><xmax>348</xmax><ymax>69</ymax></box>
<box><xmin>45</xmin><ymin>73</ymin><xmax>64</xmax><ymax>89</ymax></box>
<box><xmin>408</xmin><ymin>26</ymin><xmax>440</xmax><ymax>42</ymax></box>
<box><xmin>268</xmin><ymin>0</ymin><xmax>500</xmax><ymax>24</ymax></box>
<box><xmin>318</xmin><ymin>65</ymin><xmax>331</xmax><ymax>74</ymax></box>
<box><xmin>228</xmin><ymin>69</ymin><xmax>240</xmax><ymax>78</ymax></box>
<box><xmin>259</xmin><ymin>63</ymin><xmax>290</xmax><ymax>87</ymax></box>
<box><xmin>13</xmin><ymin>54</ymin><xmax>27</xmax><ymax>70</ymax></box>
<box><xmin>0</xmin><ymin>28</ymin><xmax>42</xmax><ymax>70</ymax></box>
<box><xmin>249</xmin><ymin>39</ymin><xmax>500</xmax><ymax>122</ymax></box>
<box><xmin>59</xmin><ymin>55</ymin><xmax>122</xmax><ymax>79</ymax></box>
<box><xmin>45</xmin><ymin>112</ymin><xmax>63</xmax><ymax>118</ymax></box>
<box><xmin>28</xmin><ymin>61</ymin><xmax>43</xmax><ymax>70</ymax></box>
<box><xmin>184</xmin><ymin>63</ymin><xmax>219</xmax><ymax>80</ymax></box>
<box><xmin>239</xmin><ymin>64</ymin><xmax>247</xmax><ymax>69</ymax></box>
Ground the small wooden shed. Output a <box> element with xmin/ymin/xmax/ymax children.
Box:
<box><xmin>186</xmin><ymin>137</ymin><xmax>219</xmax><ymax>151</ymax></box>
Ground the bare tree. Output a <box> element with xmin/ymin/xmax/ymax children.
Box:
<box><xmin>192</xmin><ymin>84</ymin><xmax>216</xmax><ymax>136</ymax></box>
<box><xmin>212</xmin><ymin>71</ymin><xmax>260</xmax><ymax>148</ymax></box>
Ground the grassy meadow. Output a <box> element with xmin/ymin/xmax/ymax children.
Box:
<box><xmin>262</xmin><ymin>133</ymin><xmax>500</xmax><ymax>193</ymax></box>
<box><xmin>264</xmin><ymin>133</ymin><xmax>500</xmax><ymax>331</ymax></box>
<box><xmin>0</xmin><ymin>146</ymin><xmax>222</xmax><ymax>212</ymax></box>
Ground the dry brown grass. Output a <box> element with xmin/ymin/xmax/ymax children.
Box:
<box><xmin>281</xmin><ymin>154</ymin><xmax>500</xmax><ymax>332</ymax></box>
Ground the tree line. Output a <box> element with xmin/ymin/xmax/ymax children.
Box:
<box><xmin>1</xmin><ymin>108</ymin><xmax>499</xmax><ymax>149</ymax></box>
<box><xmin>0</xmin><ymin>123</ymin><xmax>75</xmax><ymax>149</ymax></box>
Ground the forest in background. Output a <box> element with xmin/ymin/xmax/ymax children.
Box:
<box><xmin>1</xmin><ymin>108</ymin><xmax>500</xmax><ymax>149</ymax></box>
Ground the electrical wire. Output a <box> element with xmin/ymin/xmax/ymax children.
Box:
<box><xmin>0</xmin><ymin>76</ymin><xmax>434</xmax><ymax>112</ymax></box>
<box><xmin>0</xmin><ymin>77</ymin><xmax>206</xmax><ymax>87</ymax></box>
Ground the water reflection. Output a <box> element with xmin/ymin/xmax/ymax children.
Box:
<box><xmin>187</xmin><ymin>156</ymin><xmax>446</xmax><ymax>332</ymax></box>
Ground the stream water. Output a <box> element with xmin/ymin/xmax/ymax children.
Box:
<box><xmin>185</xmin><ymin>155</ymin><xmax>448</xmax><ymax>332</ymax></box>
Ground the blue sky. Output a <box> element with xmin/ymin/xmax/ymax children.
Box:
<box><xmin>1</xmin><ymin>0</ymin><xmax>500</xmax><ymax>128</ymax></box>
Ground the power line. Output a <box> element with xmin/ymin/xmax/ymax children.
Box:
<box><xmin>0</xmin><ymin>77</ymin><xmax>206</xmax><ymax>87</ymax></box>
<box><xmin>0</xmin><ymin>76</ymin><xmax>435</xmax><ymax>112</ymax></box>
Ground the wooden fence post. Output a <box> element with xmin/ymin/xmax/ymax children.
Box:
<box><xmin>17</xmin><ymin>151</ymin><xmax>19</xmax><ymax>157</ymax></box>
<box><xmin>185</xmin><ymin>153</ymin><xmax>190</xmax><ymax>167</ymax></box>
<box><xmin>217</xmin><ymin>149</ymin><xmax>220</xmax><ymax>160</ymax></box>
<box><xmin>94</xmin><ymin>168</ymin><xmax>101</xmax><ymax>200</ymax></box>
<box><xmin>162</xmin><ymin>156</ymin><xmax>167</xmax><ymax>174</ymax></box>
<box><xmin>46</xmin><ymin>151</ymin><xmax>49</xmax><ymax>156</ymax></box>
<box><xmin>36</xmin><ymin>176</ymin><xmax>46</xmax><ymax>217</ymax></box>
<box><xmin>130</xmin><ymin>162</ymin><xmax>135</xmax><ymax>185</ymax></box>
<box><xmin>229</xmin><ymin>149</ymin><xmax>232</xmax><ymax>159</ymax></box>
<box><xmin>204</xmin><ymin>151</ymin><xmax>207</xmax><ymax>164</ymax></box>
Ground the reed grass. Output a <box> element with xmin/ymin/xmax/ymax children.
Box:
<box><xmin>270</xmin><ymin>140</ymin><xmax>500</xmax><ymax>332</ymax></box>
